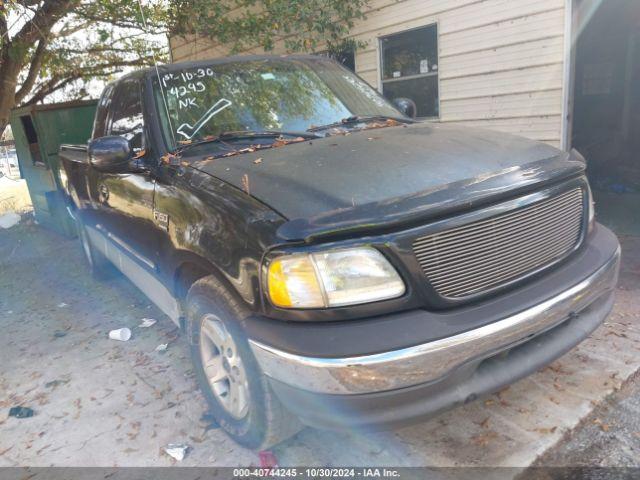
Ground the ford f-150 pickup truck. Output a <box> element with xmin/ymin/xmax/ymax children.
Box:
<box><xmin>58</xmin><ymin>55</ymin><xmax>621</xmax><ymax>449</ymax></box>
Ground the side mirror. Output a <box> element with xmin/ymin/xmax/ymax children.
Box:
<box><xmin>88</xmin><ymin>136</ymin><xmax>131</xmax><ymax>173</ymax></box>
<box><xmin>392</xmin><ymin>97</ymin><xmax>417</xmax><ymax>119</ymax></box>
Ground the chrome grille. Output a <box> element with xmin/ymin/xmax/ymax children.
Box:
<box><xmin>413</xmin><ymin>188</ymin><xmax>585</xmax><ymax>299</ymax></box>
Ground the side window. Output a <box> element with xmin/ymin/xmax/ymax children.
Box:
<box><xmin>92</xmin><ymin>84</ymin><xmax>114</xmax><ymax>139</ymax></box>
<box><xmin>108</xmin><ymin>79</ymin><xmax>145</xmax><ymax>152</ymax></box>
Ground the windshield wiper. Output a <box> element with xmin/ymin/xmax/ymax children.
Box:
<box><xmin>175</xmin><ymin>130</ymin><xmax>320</xmax><ymax>154</ymax></box>
<box><xmin>307</xmin><ymin>115</ymin><xmax>414</xmax><ymax>132</ymax></box>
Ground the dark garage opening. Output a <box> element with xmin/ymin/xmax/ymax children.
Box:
<box><xmin>572</xmin><ymin>0</ymin><xmax>640</xmax><ymax>235</ymax></box>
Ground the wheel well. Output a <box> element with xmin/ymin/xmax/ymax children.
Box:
<box><xmin>174</xmin><ymin>262</ymin><xmax>211</xmax><ymax>302</ymax></box>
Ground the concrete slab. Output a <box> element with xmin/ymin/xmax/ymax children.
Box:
<box><xmin>0</xmin><ymin>225</ymin><xmax>638</xmax><ymax>468</ymax></box>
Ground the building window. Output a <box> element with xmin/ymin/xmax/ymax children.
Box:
<box><xmin>380</xmin><ymin>24</ymin><xmax>439</xmax><ymax>117</ymax></box>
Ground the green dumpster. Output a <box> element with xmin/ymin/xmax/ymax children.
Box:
<box><xmin>9</xmin><ymin>100</ymin><xmax>97</xmax><ymax>237</ymax></box>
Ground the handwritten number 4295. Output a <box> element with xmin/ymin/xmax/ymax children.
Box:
<box><xmin>168</xmin><ymin>82</ymin><xmax>206</xmax><ymax>98</ymax></box>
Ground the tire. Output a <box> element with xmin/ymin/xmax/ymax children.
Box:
<box><xmin>76</xmin><ymin>216</ymin><xmax>117</xmax><ymax>279</ymax></box>
<box><xmin>186</xmin><ymin>275</ymin><xmax>302</xmax><ymax>449</ymax></box>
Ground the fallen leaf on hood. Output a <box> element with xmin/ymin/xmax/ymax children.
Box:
<box><xmin>272</xmin><ymin>136</ymin><xmax>306</xmax><ymax>148</ymax></box>
<box><xmin>238</xmin><ymin>146</ymin><xmax>257</xmax><ymax>153</ymax></box>
<box><xmin>242</xmin><ymin>174</ymin><xmax>250</xmax><ymax>195</ymax></box>
<box><xmin>133</xmin><ymin>149</ymin><xmax>147</xmax><ymax>159</ymax></box>
<box><xmin>363</xmin><ymin>118</ymin><xmax>401</xmax><ymax>130</ymax></box>
<box><xmin>161</xmin><ymin>153</ymin><xmax>179</xmax><ymax>165</ymax></box>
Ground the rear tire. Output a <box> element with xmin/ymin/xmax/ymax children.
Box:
<box><xmin>186</xmin><ymin>275</ymin><xmax>302</xmax><ymax>449</ymax></box>
<box><xmin>76</xmin><ymin>216</ymin><xmax>117</xmax><ymax>279</ymax></box>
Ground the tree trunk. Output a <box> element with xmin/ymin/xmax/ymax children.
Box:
<box><xmin>0</xmin><ymin>59</ymin><xmax>20</xmax><ymax>139</ymax></box>
<box><xmin>0</xmin><ymin>0</ymin><xmax>79</xmax><ymax>138</ymax></box>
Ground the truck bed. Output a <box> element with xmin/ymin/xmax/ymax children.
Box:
<box><xmin>58</xmin><ymin>144</ymin><xmax>89</xmax><ymax>206</ymax></box>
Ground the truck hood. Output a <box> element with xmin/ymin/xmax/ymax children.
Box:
<box><xmin>190</xmin><ymin>122</ymin><xmax>585</xmax><ymax>242</ymax></box>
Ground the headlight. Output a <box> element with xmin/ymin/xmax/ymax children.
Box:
<box><xmin>267</xmin><ymin>247</ymin><xmax>405</xmax><ymax>309</ymax></box>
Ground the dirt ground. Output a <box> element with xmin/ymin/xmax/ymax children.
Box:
<box><xmin>0</xmin><ymin>222</ymin><xmax>639</xmax><ymax>468</ymax></box>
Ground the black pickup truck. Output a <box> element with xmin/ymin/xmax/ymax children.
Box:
<box><xmin>59</xmin><ymin>55</ymin><xmax>621</xmax><ymax>449</ymax></box>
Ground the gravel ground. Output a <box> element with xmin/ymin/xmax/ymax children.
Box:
<box><xmin>531</xmin><ymin>368</ymin><xmax>640</xmax><ymax>468</ymax></box>
<box><xmin>0</xmin><ymin>221</ymin><xmax>638</xmax><ymax>469</ymax></box>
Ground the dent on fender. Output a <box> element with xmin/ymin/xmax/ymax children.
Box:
<box><xmin>156</xmin><ymin>168</ymin><xmax>284</xmax><ymax>307</ymax></box>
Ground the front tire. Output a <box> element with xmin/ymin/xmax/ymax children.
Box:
<box><xmin>186</xmin><ymin>276</ymin><xmax>302</xmax><ymax>449</ymax></box>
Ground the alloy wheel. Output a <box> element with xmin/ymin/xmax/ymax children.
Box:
<box><xmin>199</xmin><ymin>313</ymin><xmax>250</xmax><ymax>419</ymax></box>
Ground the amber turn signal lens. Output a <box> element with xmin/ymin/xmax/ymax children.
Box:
<box><xmin>267</xmin><ymin>248</ymin><xmax>405</xmax><ymax>309</ymax></box>
<box><xmin>267</xmin><ymin>254</ymin><xmax>325</xmax><ymax>308</ymax></box>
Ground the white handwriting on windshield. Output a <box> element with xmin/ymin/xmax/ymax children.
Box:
<box><xmin>162</xmin><ymin>68</ymin><xmax>217</xmax><ymax>87</ymax></box>
<box><xmin>176</xmin><ymin>98</ymin><xmax>232</xmax><ymax>140</ymax></box>
<box><xmin>169</xmin><ymin>82</ymin><xmax>206</xmax><ymax>98</ymax></box>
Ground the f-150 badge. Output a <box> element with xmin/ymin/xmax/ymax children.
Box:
<box><xmin>154</xmin><ymin>210</ymin><xmax>169</xmax><ymax>231</ymax></box>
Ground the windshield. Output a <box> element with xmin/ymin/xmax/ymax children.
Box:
<box><xmin>153</xmin><ymin>57</ymin><xmax>402</xmax><ymax>149</ymax></box>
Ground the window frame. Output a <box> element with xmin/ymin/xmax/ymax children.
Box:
<box><xmin>316</xmin><ymin>48</ymin><xmax>356</xmax><ymax>72</ymax></box>
<box><xmin>378</xmin><ymin>22</ymin><xmax>441</xmax><ymax>119</ymax></box>
<box><xmin>105</xmin><ymin>78</ymin><xmax>146</xmax><ymax>152</ymax></box>
<box><xmin>92</xmin><ymin>84</ymin><xmax>115</xmax><ymax>139</ymax></box>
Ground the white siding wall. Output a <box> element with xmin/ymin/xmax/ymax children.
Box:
<box><xmin>170</xmin><ymin>0</ymin><xmax>568</xmax><ymax>147</ymax></box>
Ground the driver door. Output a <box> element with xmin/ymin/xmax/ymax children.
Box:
<box><xmin>86</xmin><ymin>78</ymin><xmax>157</xmax><ymax>272</ymax></box>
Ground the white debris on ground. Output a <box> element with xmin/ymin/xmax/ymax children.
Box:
<box><xmin>108</xmin><ymin>327</ymin><xmax>132</xmax><ymax>342</ymax></box>
<box><xmin>164</xmin><ymin>443</ymin><xmax>190</xmax><ymax>461</ymax></box>
<box><xmin>0</xmin><ymin>212</ymin><xmax>20</xmax><ymax>229</ymax></box>
<box><xmin>155</xmin><ymin>343</ymin><xmax>168</xmax><ymax>352</ymax></box>
<box><xmin>138</xmin><ymin>318</ymin><xmax>157</xmax><ymax>328</ymax></box>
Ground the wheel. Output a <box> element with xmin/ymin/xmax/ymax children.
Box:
<box><xmin>186</xmin><ymin>275</ymin><xmax>302</xmax><ymax>449</ymax></box>
<box><xmin>76</xmin><ymin>215</ymin><xmax>116</xmax><ymax>279</ymax></box>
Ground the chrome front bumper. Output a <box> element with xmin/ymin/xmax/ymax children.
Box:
<box><xmin>249</xmin><ymin>245</ymin><xmax>620</xmax><ymax>395</ymax></box>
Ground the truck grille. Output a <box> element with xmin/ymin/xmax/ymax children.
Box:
<box><xmin>413</xmin><ymin>188</ymin><xmax>585</xmax><ymax>299</ymax></box>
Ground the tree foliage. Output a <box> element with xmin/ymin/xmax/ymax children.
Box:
<box><xmin>0</xmin><ymin>0</ymin><xmax>168</xmax><ymax>136</ymax></box>
<box><xmin>168</xmin><ymin>0</ymin><xmax>370</xmax><ymax>54</ymax></box>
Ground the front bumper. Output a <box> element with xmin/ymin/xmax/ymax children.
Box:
<box><xmin>249</xmin><ymin>224</ymin><xmax>620</xmax><ymax>429</ymax></box>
